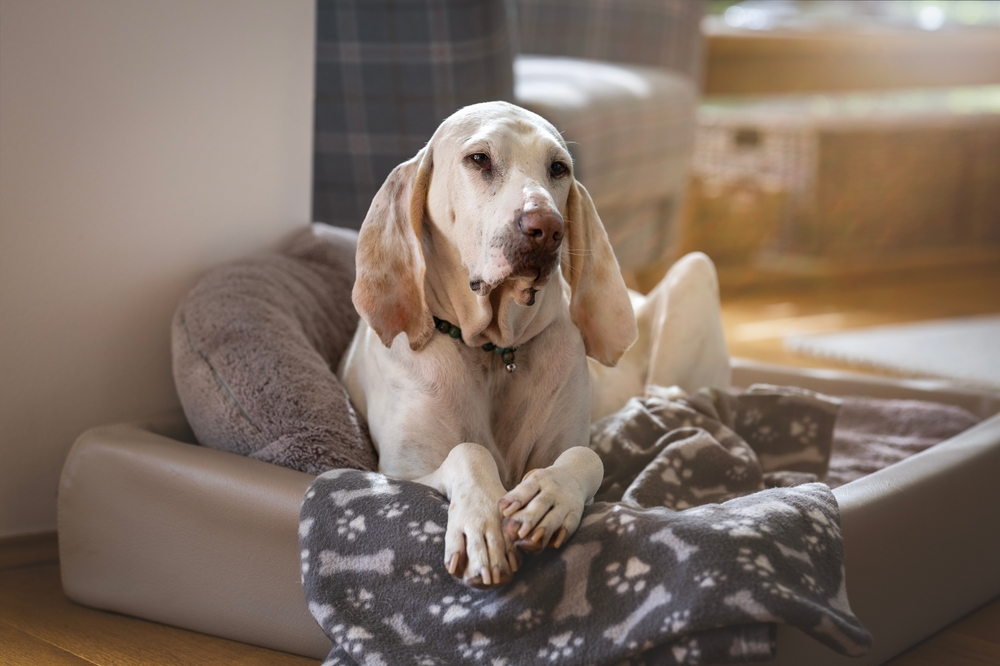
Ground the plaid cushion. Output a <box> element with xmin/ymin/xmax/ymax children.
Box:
<box><xmin>514</xmin><ymin>0</ymin><xmax>704</xmax><ymax>81</ymax></box>
<box><xmin>313</xmin><ymin>0</ymin><xmax>516</xmax><ymax>229</ymax></box>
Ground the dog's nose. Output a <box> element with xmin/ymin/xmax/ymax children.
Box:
<box><xmin>517</xmin><ymin>210</ymin><xmax>564</xmax><ymax>252</ymax></box>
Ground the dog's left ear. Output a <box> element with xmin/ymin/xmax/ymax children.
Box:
<box><xmin>353</xmin><ymin>148</ymin><xmax>434</xmax><ymax>350</ymax></box>
<box><xmin>561</xmin><ymin>180</ymin><xmax>638</xmax><ymax>366</ymax></box>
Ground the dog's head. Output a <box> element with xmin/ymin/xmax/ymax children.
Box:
<box><xmin>353</xmin><ymin>101</ymin><xmax>637</xmax><ymax>366</ymax></box>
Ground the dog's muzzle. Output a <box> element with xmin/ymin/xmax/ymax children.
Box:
<box><xmin>505</xmin><ymin>209</ymin><xmax>563</xmax><ymax>284</ymax></box>
<box><xmin>516</xmin><ymin>209</ymin><xmax>564</xmax><ymax>254</ymax></box>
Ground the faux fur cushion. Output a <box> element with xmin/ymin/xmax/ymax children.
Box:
<box><xmin>171</xmin><ymin>224</ymin><xmax>378</xmax><ymax>475</ymax></box>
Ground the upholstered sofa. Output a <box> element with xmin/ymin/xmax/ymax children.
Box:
<box><xmin>313</xmin><ymin>0</ymin><xmax>702</xmax><ymax>271</ymax></box>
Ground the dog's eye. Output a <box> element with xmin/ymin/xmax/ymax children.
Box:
<box><xmin>470</xmin><ymin>153</ymin><xmax>492</xmax><ymax>170</ymax></box>
<box><xmin>550</xmin><ymin>161</ymin><xmax>569</xmax><ymax>179</ymax></box>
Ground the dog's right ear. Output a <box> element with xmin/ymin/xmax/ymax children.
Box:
<box><xmin>353</xmin><ymin>148</ymin><xmax>434</xmax><ymax>350</ymax></box>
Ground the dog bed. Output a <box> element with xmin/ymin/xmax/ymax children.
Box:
<box><xmin>58</xmin><ymin>226</ymin><xmax>1000</xmax><ymax>663</ymax></box>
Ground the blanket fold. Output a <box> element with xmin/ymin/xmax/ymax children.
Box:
<box><xmin>300</xmin><ymin>385</ymin><xmax>872</xmax><ymax>665</ymax></box>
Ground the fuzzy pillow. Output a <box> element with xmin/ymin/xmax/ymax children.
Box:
<box><xmin>171</xmin><ymin>224</ymin><xmax>378</xmax><ymax>475</ymax></box>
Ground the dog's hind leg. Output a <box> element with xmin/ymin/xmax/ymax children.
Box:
<box><xmin>589</xmin><ymin>252</ymin><xmax>730</xmax><ymax>421</ymax></box>
<box><xmin>643</xmin><ymin>251</ymin><xmax>730</xmax><ymax>394</ymax></box>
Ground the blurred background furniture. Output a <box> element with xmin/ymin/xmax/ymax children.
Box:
<box><xmin>312</xmin><ymin>0</ymin><xmax>515</xmax><ymax>229</ymax></box>
<box><xmin>683</xmin><ymin>85</ymin><xmax>1000</xmax><ymax>283</ymax></box>
<box><xmin>672</xmin><ymin>0</ymin><xmax>1000</xmax><ymax>290</ymax></box>
<box><xmin>513</xmin><ymin>0</ymin><xmax>701</xmax><ymax>271</ymax></box>
<box><xmin>704</xmin><ymin>23</ymin><xmax>1000</xmax><ymax>95</ymax></box>
<box><xmin>312</xmin><ymin>0</ymin><xmax>704</xmax><ymax>272</ymax></box>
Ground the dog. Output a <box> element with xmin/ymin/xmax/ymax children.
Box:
<box><xmin>338</xmin><ymin>101</ymin><xmax>730</xmax><ymax>587</ymax></box>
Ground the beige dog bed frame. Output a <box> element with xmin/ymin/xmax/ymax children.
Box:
<box><xmin>58</xmin><ymin>359</ymin><xmax>1000</xmax><ymax>664</ymax></box>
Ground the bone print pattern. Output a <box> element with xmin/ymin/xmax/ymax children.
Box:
<box><xmin>594</xmin><ymin>385</ymin><xmax>840</xmax><ymax>509</ymax></box>
<box><xmin>301</xmin><ymin>484</ymin><xmax>871</xmax><ymax>664</ymax></box>
<box><xmin>300</xmin><ymin>386</ymin><xmax>871</xmax><ymax>664</ymax></box>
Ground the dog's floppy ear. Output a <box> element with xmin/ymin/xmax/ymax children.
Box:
<box><xmin>561</xmin><ymin>180</ymin><xmax>638</xmax><ymax>366</ymax></box>
<box><xmin>353</xmin><ymin>148</ymin><xmax>434</xmax><ymax>350</ymax></box>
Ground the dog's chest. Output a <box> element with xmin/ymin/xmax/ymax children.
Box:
<box><xmin>446</xmin><ymin>333</ymin><xmax>589</xmax><ymax>484</ymax></box>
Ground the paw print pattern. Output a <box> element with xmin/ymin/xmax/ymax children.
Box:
<box><xmin>762</xmin><ymin>579</ymin><xmax>796</xmax><ymax>601</ymax></box>
<box><xmin>344</xmin><ymin>587</ymin><xmax>374</xmax><ymax>611</ymax></box>
<box><xmin>606</xmin><ymin>507</ymin><xmax>638</xmax><ymax>536</ymax></box>
<box><xmin>408</xmin><ymin>520</ymin><xmax>445</xmax><ymax>544</ymax></box>
<box><xmin>736</xmin><ymin>548</ymin><xmax>775</xmax><ymax>578</ymax></box>
<box><xmin>693</xmin><ymin>569</ymin><xmax>727</xmax><ymax>588</ymax></box>
<box><xmin>428</xmin><ymin>594</ymin><xmax>473</xmax><ymax>624</ymax></box>
<box><xmin>803</xmin><ymin>533</ymin><xmax>823</xmax><ymax>553</ymax></box>
<box><xmin>309</xmin><ymin>601</ymin><xmax>335</xmax><ymax>629</ymax></box>
<box><xmin>800</xmin><ymin>572</ymin><xmax>822</xmax><ymax>594</ymax></box>
<box><xmin>802</xmin><ymin>508</ymin><xmax>839</xmax><ymax>553</ymax></box>
<box><xmin>670</xmin><ymin>636</ymin><xmax>702</xmax><ymax>665</ymax></box>
<box><xmin>725</xmin><ymin>465</ymin><xmax>749</xmax><ymax>482</ymax></box>
<box><xmin>661</xmin><ymin>609</ymin><xmax>691</xmax><ymax>634</ymax></box>
<box><xmin>808</xmin><ymin>508</ymin><xmax>838</xmax><ymax>533</ymax></box>
<box><xmin>537</xmin><ymin>631</ymin><xmax>585</xmax><ymax>661</ymax></box>
<box><xmin>404</xmin><ymin>563</ymin><xmax>440</xmax><ymax>585</ymax></box>
<box><xmin>377</xmin><ymin>501</ymin><xmax>410</xmax><ymax>519</ymax></box>
<box><xmin>455</xmin><ymin>631</ymin><xmax>491</xmax><ymax>660</ymax></box>
<box><xmin>658</xmin><ymin>459</ymin><xmax>681</xmax><ymax>486</ymax></box>
<box><xmin>754</xmin><ymin>425</ymin><xmax>777</xmax><ymax>443</ymax></box>
<box><xmin>412</xmin><ymin>656</ymin><xmax>447</xmax><ymax>666</ymax></box>
<box><xmin>514</xmin><ymin>607</ymin><xmax>545</xmax><ymax>631</ymax></box>
<box><xmin>741</xmin><ymin>408</ymin><xmax>763</xmax><ymax>427</ymax></box>
<box><xmin>790</xmin><ymin>416</ymin><xmax>819</xmax><ymax>444</ymax></box>
<box><xmin>328</xmin><ymin>624</ymin><xmax>377</xmax><ymax>659</ymax></box>
<box><xmin>605</xmin><ymin>557</ymin><xmax>652</xmax><ymax>594</ymax></box>
<box><xmin>336</xmin><ymin>509</ymin><xmax>366</xmax><ymax>541</ymax></box>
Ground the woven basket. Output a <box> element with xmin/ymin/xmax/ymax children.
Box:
<box><xmin>685</xmin><ymin>86</ymin><xmax>1000</xmax><ymax>274</ymax></box>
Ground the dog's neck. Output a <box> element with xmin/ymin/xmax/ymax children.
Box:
<box><xmin>421</xmin><ymin>226</ymin><xmax>563</xmax><ymax>350</ymax></box>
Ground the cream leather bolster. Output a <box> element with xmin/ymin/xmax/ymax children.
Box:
<box><xmin>734</xmin><ymin>360</ymin><xmax>1000</xmax><ymax>665</ymax></box>
<box><xmin>57</xmin><ymin>413</ymin><xmax>331</xmax><ymax>659</ymax></box>
<box><xmin>58</xmin><ymin>362</ymin><xmax>1000</xmax><ymax>662</ymax></box>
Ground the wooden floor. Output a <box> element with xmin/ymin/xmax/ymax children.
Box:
<box><xmin>0</xmin><ymin>533</ymin><xmax>317</xmax><ymax>666</ymax></box>
<box><xmin>716</xmin><ymin>263</ymin><xmax>1000</xmax><ymax>374</ymax></box>
<box><xmin>3</xmin><ymin>263</ymin><xmax>1000</xmax><ymax>665</ymax></box>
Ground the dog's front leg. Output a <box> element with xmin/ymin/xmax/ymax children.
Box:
<box><xmin>417</xmin><ymin>443</ymin><xmax>518</xmax><ymax>588</ymax></box>
<box><xmin>498</xmin><ymin>447</ymin><xmax>603</xmax><ymax>551</ymax></box>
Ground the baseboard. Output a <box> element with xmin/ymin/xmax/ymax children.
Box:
<box><xmin>0</xmin><ymin>531</ymin><xmax>59</xmax><ymax>570</ymax></box>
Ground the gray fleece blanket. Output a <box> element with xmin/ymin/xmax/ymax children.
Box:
<box><xmin>300</xmin><ymin>385</ymin><xmax>873</xmax><ymax>665</ymax></box>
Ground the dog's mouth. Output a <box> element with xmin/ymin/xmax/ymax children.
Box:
<box><xmin>470</xmin><ymin>236</ymin><xmax>562</xmax><ymax>305</ymax></box>
<box><xmin>471</xmin><ymin>261</ymin><xmax>556</xmax><ymax>307</ymax></box>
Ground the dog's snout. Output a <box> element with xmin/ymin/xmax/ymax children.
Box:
<box><xmin>516</xmin><ymin>210</ymin><xmax>564</xmax><ymax>252</ymax></box>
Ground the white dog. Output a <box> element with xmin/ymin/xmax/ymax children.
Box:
<box><xmin>338</xmin><ymin>102</ymin><xmax>729</xmax><ymax>587</ymax></box>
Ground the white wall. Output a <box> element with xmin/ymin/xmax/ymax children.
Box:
<box><xmin>0</xmin><ymin>0</ymin><xmax>316</xmax><ymax>538</ymax></box>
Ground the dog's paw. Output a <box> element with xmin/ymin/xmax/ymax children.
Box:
<box><xmin>498</xmin><ymin>467</ymin><xmax>587</xmax><ymax>552</ymax></box>
<box><xmin>444</xmin><ymin>488</ymin><xmax>518</xmax><ymax>588</ymax></box>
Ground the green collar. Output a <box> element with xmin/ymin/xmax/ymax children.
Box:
<box><xmin>433</xmin><ymin>316</ymin><xmax>518</xmax><ymax>373</ymax></box>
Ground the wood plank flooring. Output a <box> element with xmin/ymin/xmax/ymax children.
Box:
<box><xmin>3</xmin><ymin>262</ymin><xmax>999</xmax><ymax>665</ymax></box>
<box><xmin>717</xmin><ymin>264</ymin><xmax>1000</xmax><ymax>374</ymax></box>
<box><xmin>888</xmin><ymin>597</ymin><xmax>1000</xmax><ymax>665</ymax></box>
<box><xmin>0</xmin><ymin>534</ymin><xmax>318</xmax><ymax>665</ymax></box>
